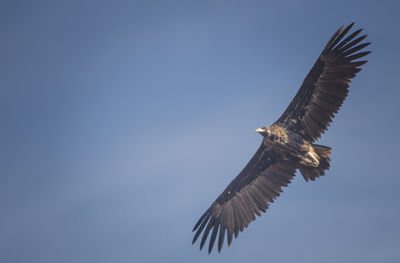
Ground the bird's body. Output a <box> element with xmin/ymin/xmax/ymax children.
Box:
<box><xmin>259</xmin><ymin>124</ymin><xmax>331</xmax><ymax>180</ymax></box>
<box><xmin>261</xmin><ymin>125</ymin><xmax>312</xmax><ymax>163</ymax></box>
<box><xmin>192</xmin><ymin>23</ymin><xmax>370</xmax><ymax>253</ymax></box>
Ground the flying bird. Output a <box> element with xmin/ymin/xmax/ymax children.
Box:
<box><xmin>192</xmin><ymin>23</ymin><xmax>370</xmax><ymax>253</ymax></box>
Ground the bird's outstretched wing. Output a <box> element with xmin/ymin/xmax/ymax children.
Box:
<box><xmin>275</xmin><ymin>23</ymin><xmax>370</xmax><ymax>142</ymax></box>
<box><xmin>192</xmin><ymin>144</ymin><xmax>297</xmax><ymax>253</ymax></box>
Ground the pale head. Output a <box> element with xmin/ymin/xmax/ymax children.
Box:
<box><xmin>255</xmin><ymin>126</ymin><xmax>270</xmax><ymax>137</ymax></box>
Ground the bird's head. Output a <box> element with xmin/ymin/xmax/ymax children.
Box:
<box><xmin>255</xmin><ymin>126</ymin><xmax>270</xmax><ymax>137</ymax></box>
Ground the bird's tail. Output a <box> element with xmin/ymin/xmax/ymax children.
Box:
<box><xmin>299</xmin><ymin>144</ymin><xmax>331</xmax><ymax>181</ymax></box>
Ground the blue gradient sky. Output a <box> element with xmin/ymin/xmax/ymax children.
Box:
<box><xmin>1</xmin><ymin>0</ymin><xmax>400</xmax><ymax>262</ymax></box>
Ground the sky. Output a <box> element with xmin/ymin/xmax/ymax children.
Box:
<box><xmin>1</xmin><ymin>0</ymin><xmax>400</xmax><ymax>262</ymax></box>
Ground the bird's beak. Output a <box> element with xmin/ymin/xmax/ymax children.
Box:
<box><xmin>255</xmin><ymin>128</ymin><xmax>265</xmax><ymax>133</ymax></box>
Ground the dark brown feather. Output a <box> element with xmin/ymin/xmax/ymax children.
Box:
<box><xmin>333</xmin><ymin>29</ymin><xmax>363</xmax><ymax>51</ymax></box>
<box><xmin>275</xmin><ymin>23</ymin><xmax>370</xmax><ymax>141</ymax></box>
<box><xmin>192</xmin><ymin>144</ymin><xmax>297</xmax><ymax>253</ymax></box>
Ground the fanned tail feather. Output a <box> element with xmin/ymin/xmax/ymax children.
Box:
<box><xmin>300</xmin><ymin>144</ymin><xmax>331</xmax><ymax>181</ymax></box>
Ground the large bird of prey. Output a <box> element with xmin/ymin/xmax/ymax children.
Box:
<box><xmin>192</xmin><ymin>23</ymin><xmax>370</xmax><ymax>253</ymax></box>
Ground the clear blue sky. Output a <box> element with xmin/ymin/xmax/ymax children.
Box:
<box><xmin>1</xmin><ymin>0</ymin><xmax>400</xmax><ymax>262</ymax></box>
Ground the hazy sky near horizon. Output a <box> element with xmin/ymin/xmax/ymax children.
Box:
<box><xmin>1</xmin><ymin>1</ymin><xmax>400</xmax><ymax>262</ymax></box>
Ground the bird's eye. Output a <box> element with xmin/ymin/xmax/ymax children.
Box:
<box><xmin>270</xmin><ymin>134</ymin><xmax>276</xmax><ymax>140</ymax></box>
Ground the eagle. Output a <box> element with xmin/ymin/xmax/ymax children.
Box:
<box><xmin>192</xmin><ymin>23</ymin><xmax>370</xmax><ymax>253</ymax></box>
